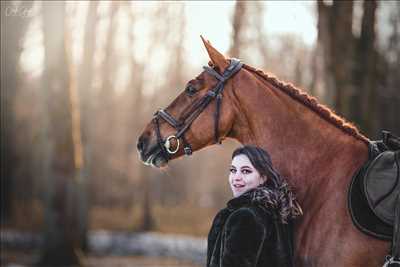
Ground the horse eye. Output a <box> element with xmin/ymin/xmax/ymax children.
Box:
<box><xmin>185</xmin><ymin>84</ymin><xmax>197</xmax><ymax>96</ymax></box>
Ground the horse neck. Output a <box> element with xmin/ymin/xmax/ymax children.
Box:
<box><xmin>229</xmin><ymin>72</ymin><xmax>369</xmax><ymax>203</ymax></box>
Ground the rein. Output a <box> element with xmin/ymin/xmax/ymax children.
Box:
<box><xmin>151</xmin><ymin>58</ymin><xmax>243</xmax><ymax>162</ymax></box>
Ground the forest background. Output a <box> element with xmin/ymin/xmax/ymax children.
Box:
<box><xmin>1</xmin><ymin>0</ymin><xmax>399</xmax><ymax>266</ymax></box>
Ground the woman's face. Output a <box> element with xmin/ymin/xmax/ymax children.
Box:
<box><xmin>229</xmin><ymin>154</ymin><xmax>264</xmax><ymax>197</ymax></box>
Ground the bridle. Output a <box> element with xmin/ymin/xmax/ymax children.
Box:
<box><xmin>150</xmin><ymin>58</ymin><xmax>243</xmax><ymax>163</ymax></box>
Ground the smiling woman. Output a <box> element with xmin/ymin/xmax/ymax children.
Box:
<box><xmin>207</xmin><ymin>145</ymin><xmax>302</xmax><ymax>267</ymax></box>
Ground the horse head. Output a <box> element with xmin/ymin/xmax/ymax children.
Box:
<box><xmin>137</xmin><ymin>37</ymin><xmax>244</xmax><ymax>167</ymax></box>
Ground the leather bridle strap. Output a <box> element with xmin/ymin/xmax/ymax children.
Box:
<box><xmin>203</xmin><ymin>59</ymin><xmax>243</xmax><ymax>143</ymax></box>
<box><xmin>215</xmin><ymin>93</ymin><xmax>223</xmax><ymax>144</ymax></box>
<box><xmin>153</xmin><ymin>116</ymin><xmax>170</xmax><ymax>160</ymax></box>
<box><xmin>152</xmin><ymin>58</ymin><xmax>243</xmax><ymax>162</ymax></box>
<box><xmin>157</xmin><ymin>109</ymin><xmax>182</xmax><ymax>129</ymax></box>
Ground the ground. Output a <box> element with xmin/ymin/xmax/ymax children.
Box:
<box><xmin>2</xmin><ymin>249</ymin><xmax>201</xmax><ymax>267</ymax></box>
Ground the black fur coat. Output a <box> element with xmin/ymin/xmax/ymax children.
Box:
<box><xmin>207</xmin><ymin>188</ymin><xmax>295</xmax><ymax>267</ymax></box>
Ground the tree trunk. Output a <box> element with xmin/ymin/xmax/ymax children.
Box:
<box><xmin>76</xmin><ymin>1</ymin><xmax>99</xmax><ymax>252</ymax></box>
<box><xmin>355</xmin><ymin>0</ymin><xmax>378</xmax><ymax>135</ymax></box>
<box><xmin>99</xmin><ymin>1</ymin><xmax>120</xmax><ymax>100</ymax></box>
<box><xmin>253</xmin><ymin>2</ymin><xmax>269</xmax><ymax>68</ymax></box>
<box><xmin>92</xmin><ymin>2</ymin><xmax>120</xmax><ymax>204</ymax></box>
<box><xmin>380</xmin><ymin>2</ymin><xmax>400</xmax><ymax>136</ymax></box>
<box><xmin>229</xmin><ymin>1</ymin><xmax>247</xmax><ymax>58</ymax></box>
<box><xmin>0</xmin><ymin>1</ymin><xmax>33</xmax><ymax>223</ymax></box>
<box><xmin>39</xmin><ymin>2</ymin><xmax>85</xmax><ymax>265</ymax></box>
<box><xmin>317</xmin><ymin>0</ymin><xmax>355</xmax><ymax>117</ymax></box>
<box><xmin>124</xmin><ymin>2</ymin><xmax>151</xmax><ymax>230</ymax></box>
<box><xmin>317</xmin><ymin>0</ymin><xmax>379</xmax><ymax>136</ymax></box>
<box><xmin>139</xmin><ymin>167</ymin><xmax>155</xmax><ymax>231</ymax></box>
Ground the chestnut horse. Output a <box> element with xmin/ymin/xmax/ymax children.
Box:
<box><xmin>137</xmin><ymin>38</ymin><xmax>389</xmax><ymax>266</ymax></box>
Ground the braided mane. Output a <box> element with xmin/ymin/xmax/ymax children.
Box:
<box><xmin>243</xmin><ymin>64</ymin><xmax>369</xmax><ymax>144</ymax></box>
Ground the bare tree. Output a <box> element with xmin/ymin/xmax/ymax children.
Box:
<box><xmin>39</xmin><ymin>1</ymin><xmax>85</xmax><ymax>265</ymax></box>
<box><xmin>376</xmin><ymin>2</ymin><xmax>400</xmax><ymax>136</ymax></box>
<box><xmin>76</xmin><ymin>1</ymin><xmax>99</xmax><ymax>251</ymax></box>
<box><xmin>124</xmin><ymin>2</ymin><xmax>155</xmax><ymax>231</ymax></box>
<box><xmin>253</xmin><ymin>2</ymin><xmax>269</xmax><ymax>68</ymax></box>
<box><xmin>99</xmin><ymin>2</ymin><xmax>120</xmax><ymax>101</ymax></box>
<box><xmin>229</xmin><ymin>1</ymin><xmax>247</xmax><ymax>58</ymax></box>
<box><xmin>0</xmin><ymin>1</ymin><xmax>33</xmax><ymax>223</ymax></box>
<box><xmin>355</xmin><ymin>0</ymin><xmax>378</xmax><ymax>134</ymax></box>
<box><xmin>89</xmin><ymin>1</ymin><xmax>121</xmax><ymax>210</ymax></box>
<box><xmin>317</xmin><ymin>0</ymin><xmax>379</xmax><ymax>136</ymax></box>
<box><xmin>317</xmin><ymin>0</ymin><xmax>355</xmax><ymax>116</ymax></box>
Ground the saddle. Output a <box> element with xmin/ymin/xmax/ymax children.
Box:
<box><xmin>348</xmin><ymin>130</ymin><xmax>400</xmax><ymax>266</ymax></box>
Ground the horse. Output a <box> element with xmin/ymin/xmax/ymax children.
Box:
<box><xmin>137</xmin><ymin>37</ymin><xmax>389</xmax><ymax>267</ymax></box>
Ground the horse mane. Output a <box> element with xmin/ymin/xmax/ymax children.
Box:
<box><xmin>243</xmin><ymin>64</ymin><xmax>369</xmax><ymax>144</ymax></box>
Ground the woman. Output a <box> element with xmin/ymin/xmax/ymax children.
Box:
<box><xmin>207</xmin><ymin>145</ymin><xmax>303</xmax><ymax>267</ymax></box>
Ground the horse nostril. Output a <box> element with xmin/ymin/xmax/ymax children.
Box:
<box><xmin>137</xmin><ymin>136</ymin><xmax>148</xmax><ymax>153</ymax></box>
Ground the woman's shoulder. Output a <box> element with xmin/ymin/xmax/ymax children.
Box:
<box><xmin>226</xmin><ymin>205</ymin><xmax>273</xmax><ymax>227</ymax></box>
<box><xmin>213</xmin><ymin>207</ymin><xmax>232</xmax><ymax>221</ymax></box>
<box><xmin>209</xmin><ymin>207</ymin><xmax>232</xmax><ymax>228</ymax></box>
<box><xmin>210</xmin><ymin>205</ymin><xmax>271</xmax><ymax>227</ymax></box>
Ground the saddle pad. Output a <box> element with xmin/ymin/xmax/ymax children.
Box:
<box><xmin>348</xmin><ymin>164</ymin><xmax>392</xmax><ymax>240</ymax></box>
<box><xmin>364</xmin><ymin>150</ymin><xmax>400</xmax><ymax>225</ymax></box>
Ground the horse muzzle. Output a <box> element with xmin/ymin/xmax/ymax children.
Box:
<box><xmin>137</xmin><ymin>134</ymin><xmax>175</xmax><ymax>168</ymax></box>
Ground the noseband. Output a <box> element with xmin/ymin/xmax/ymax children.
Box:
<box><xmin>151</xmin><ymin>58</ymin><xmax>243</xmax><ymax>162</ymax></box>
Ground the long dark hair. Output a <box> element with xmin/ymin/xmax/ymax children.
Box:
<box><xmin>232</xmin><ymin>145</ymin><xmax>303</xmax><ymax>223</ymax></box>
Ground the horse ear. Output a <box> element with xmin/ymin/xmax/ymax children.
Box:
<box><xmin>200</xmin><ymin>35</ymin><xmax>229</xmax><ymax>72</ymax></box>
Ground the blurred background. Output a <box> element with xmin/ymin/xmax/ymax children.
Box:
<box><xmin>1</xmin><ymin>1</ymin><xmax>399</xmax><ymax>266</ymax></box>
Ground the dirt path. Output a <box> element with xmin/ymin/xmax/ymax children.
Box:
<box><xmin>86</xmin><ymin>255</ymin><xmax>201</xmax><ymax>267</ymax></box>
<box><xmin>2</xmin><ymin>249</ymin><xmax>201</xmax><ymax>267</ymax></box>
<box><xmin>1</xmin><ymin>231</ymin><xmax>206</xmax><ymax>266</ymax></box>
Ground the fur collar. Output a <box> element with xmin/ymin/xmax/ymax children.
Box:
<box><xmin>227</xmin><ymin>183</ymin><xmax>302</xmax><ymax>224</ymax></box>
